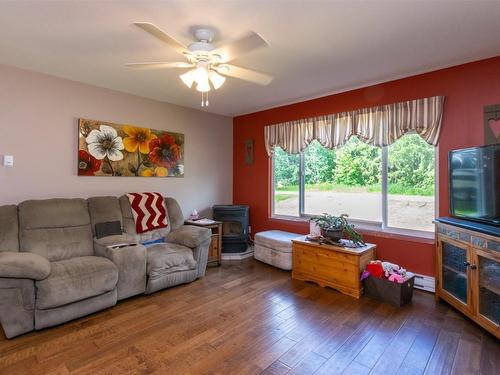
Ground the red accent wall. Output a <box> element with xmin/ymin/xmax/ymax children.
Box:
<box><xmin>233</xmin><ymin>56</ymin><xmax>500</xmax><ymax>276</ymax></box>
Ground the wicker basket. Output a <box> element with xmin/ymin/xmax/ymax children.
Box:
<box><xmin>363</xmin><ymin>275</ymin><xmax>415</xmax><ymax>307</ymax></box>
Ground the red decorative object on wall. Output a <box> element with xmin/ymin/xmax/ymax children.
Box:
<box><xmin>484</xmin><ymin>104</ymin><xmax>500</xmax><ymax>144</ymax></box>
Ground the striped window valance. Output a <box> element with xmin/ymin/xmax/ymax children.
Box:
<box><xmin>264</xmin><ymin>96</ymin><xmax>445</xmax><ymax>155</ymax></box>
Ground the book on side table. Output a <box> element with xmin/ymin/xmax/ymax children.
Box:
<box><xmin>185</xmin><ymin>218</ymin><xmax>217</xmax><ymax>225</ymax></box>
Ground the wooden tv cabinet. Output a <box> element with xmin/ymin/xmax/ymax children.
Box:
<box><xmin>435</xmin><ymin>218</ymin><xmax>500</xmax><ymax>338</ymax></box>
<box><xmin>292</xmin><ymin>237</ymin><xmax>376</xmax><ymax>298</ymax></box>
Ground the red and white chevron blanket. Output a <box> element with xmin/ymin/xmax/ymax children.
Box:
<box><xmin>126</xmin><ymin>192</ymin><xmax>168</xmax><ymax>234</ymax></box>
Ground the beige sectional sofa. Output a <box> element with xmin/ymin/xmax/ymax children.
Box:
<box><xmin>0</xmin><ymin>195</ymin><xmax>211</xmax><ymax>338</ymax></box>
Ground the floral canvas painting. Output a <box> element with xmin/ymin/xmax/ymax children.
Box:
<box><xmin>78</xmin><ymin>119</ymin><xmax>184</xmax><ymax>177</ymax></box>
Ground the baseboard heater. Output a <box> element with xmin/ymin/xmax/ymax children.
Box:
<box><xmin>413</xmin><ymin>273</ymin><xmax>435</xmax><ymax>293</ymax></box>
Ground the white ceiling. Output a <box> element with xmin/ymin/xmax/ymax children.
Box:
<box><xmin>1</xmin><ymin>1</ymin><xmax>500</xmax><ymax>117</ymax></box>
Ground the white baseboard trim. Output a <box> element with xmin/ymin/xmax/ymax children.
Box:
<box><xmin>221</xmin><ymin>247</ymin><xmax>254</xmax><ymax>261</ymax></box>
<box><xmin>413</xmin><ymin>273</ymin><xmax>435</xmax><ymax>293</ymax></box>
<box><xmin>220</xmin><ymin>251</ymin><xmax>436</xmax><ymax>293</ymax></box>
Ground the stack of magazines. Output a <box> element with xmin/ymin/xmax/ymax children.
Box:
<box><xmin>186</xmin><ymin>218</ymin><xmax>217</xmax><ymax>225</ymax></box>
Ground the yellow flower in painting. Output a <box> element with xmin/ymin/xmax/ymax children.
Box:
<box><xmin>123</xmin><ymin>126</ymin><xmax>157</xmax><ymax>154</ymax></box>
<box><xmin>141</xmin><ymin>168</ymin><xmax>154</xmax><ymax>177</ymax></box>
<box><xmin>140</xmin><ymin>167</ymin><xmax>168</xmax><ymax>177</ymax></box>
<box><xmin>154</xmin><ymin>167</ymin><xmax>168</xmax><ymax>177</ymax></box>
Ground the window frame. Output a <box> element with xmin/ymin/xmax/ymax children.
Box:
<box><xmin>270</xmin><ymin>136</ymin><xmax>438</xmax><ymax>239</ymax></box>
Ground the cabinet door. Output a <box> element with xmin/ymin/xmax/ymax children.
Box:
<box><xmin>208</xmin><ymin>234</ymin><xmax>219</xmax><ymax>264</ymax></box>
<box><xmin>474</xmin><ymin>249</ymin><xmax>500</xmax><ymax>332</ymax></box>
<box><xmin>437</xmin><ymin>238</ymin><xmax>472</xmax><ymax>313</ymax></box>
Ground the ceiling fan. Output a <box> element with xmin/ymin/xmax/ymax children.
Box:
<box><xmin>127</xmin><ymin>22</ymin><xmax>274</xmax><ymax>106</ymax></box>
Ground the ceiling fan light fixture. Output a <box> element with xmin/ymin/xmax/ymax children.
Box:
<box><xmin>128</xmin><ymin>23</ymin><xmax>273</xmax><ymax>107</ymax></box>
<box><xmin>196</xmin><ymin>76</ymin><xmax>211</xmax><ymax>92</ymax></box>
<box><xmin>209</xmin><ymin>70</ymin><xmax>226</xmax><ymax>90</ymax></box>
<box><xmin>193</xmin><ymin>65</ymin><xmax>208</xmax><ymax>82</ymax></box>
<box><xmin>179</xmin><ymin>70</ymin><xmax>196</xmax><ymax>88</ymax></box>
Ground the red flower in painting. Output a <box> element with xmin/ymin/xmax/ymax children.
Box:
<box><xmin>78</xmin><ymin>150</ymin><xmax>102</xmax><ymax>176</ymax></box>
<box><xmin>148</xmin><ymin>134</ymin><xmax>181</xmax><ymax>168</ymax></box>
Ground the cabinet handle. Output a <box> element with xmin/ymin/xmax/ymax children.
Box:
<box><xmin>463</xmin><ymin>262</ymin><xmax>477</xmax><ymax>270</ymax></box>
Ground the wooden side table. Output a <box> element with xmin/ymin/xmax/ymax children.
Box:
<box><xmin>185</xmin><ymin>220</ymin><xmax>223</xmax><ymax>266</ymax></box>
<box><xmin>292</xmin><ymin>237</ymin><xmax>376</xmax><ymax>298</ymax></box>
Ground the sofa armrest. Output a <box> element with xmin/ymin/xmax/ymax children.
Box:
<box><xmin>0</xmin><ymin>278</ymin><xmax>36</xmax><ymax>338</ymax></box>
<box><xmin>165</xmin><ymin>225</ymin><xmax>211</xmax><ymax>248</ymax></box>
<box><xmin>93</xmin><ymin>236</ymin><xmax>146</xmax><ymax>300</ymax></box>
<box><xmin>166</xmin><ymin>225</ymin><xmax>211</xmax><ymax>278</ymax></box>
<box><xmin>0</xmin><ymin>252</ymin><xmax>51</xmax><ymax>280</ymax></box>
<box><xmin>93</xmin><ymin>234</ymin><xmax>138</xmax><ymax>257</ymax></box>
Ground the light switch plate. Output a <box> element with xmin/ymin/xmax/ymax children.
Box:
<box><xmin>3</xmin><ymin>155</ymin><xmax>13</xmax><ymax>167</ymax></box>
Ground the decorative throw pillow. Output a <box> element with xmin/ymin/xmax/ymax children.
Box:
<box><xmin>126</xmin><ymin>192</ymin><xmax>169</xmax><ymax>233</ymax></box>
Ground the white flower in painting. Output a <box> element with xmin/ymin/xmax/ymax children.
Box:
<box><xmin>85</xmin><ymin>125</ymin><xmax>124</xmax><ymax>161</ymax></box>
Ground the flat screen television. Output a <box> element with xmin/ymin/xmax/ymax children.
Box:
<box><xmin>449</xmin><ymin>144</ymin><xmax>500</xmax><ymax>225</ymax></box>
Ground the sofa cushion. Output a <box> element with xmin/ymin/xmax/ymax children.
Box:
<box><xmin>20</xmin><ymin>226</ymin><xmax>94</xmax><ymax>262</ymax></box>
<box><xmin>19</xmin><ymin>199</ymin><xmax>93</xmax><ymax>261</ymax></box>
<box><xmin>165</xmin><ymin>197</ymin><xmax>184</xmax><ymax>231</ymax></box>
<box><xmin>36</xmin><ymin>256</ymin><xmax>118</xmax><ymax>309</ymax></box>
<box><xmin>0</xmin><ymin>205</ymin><xmax>19</xmax><ymax>252</ymax></box>
<box><xmin>87</xmin><ymin>196</ymin><xmax>124</xmax><ymax>237</ymax></box>
<box><xmin>19</xmin><ymin>199</ymin><xmax>90</xmax><ymax>229</ymax></box>
<box><xmin>147</xmin><ymin>243</ymin><xmax>197</xmax><ymax>279</ymax></box>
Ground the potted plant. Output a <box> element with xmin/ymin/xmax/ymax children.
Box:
<box><xmin>312</xmin><ymin>213</ymin><xmax>365</xmax><ymax>247</ymax></box>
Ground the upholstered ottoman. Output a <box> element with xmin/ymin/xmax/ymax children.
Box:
<box><xmin>254</xmin><ymin>230</ymin><xmax>301</xmax><ymax>270</ymax></box>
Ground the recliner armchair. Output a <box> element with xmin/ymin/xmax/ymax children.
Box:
<box><xmin>0</xmin><ymin>199</ymin><xmax>119</xmax><ymax>338</ymax></box>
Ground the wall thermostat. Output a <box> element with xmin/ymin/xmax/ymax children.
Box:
<box><xmin>3</xmin><ymin>155</ymin><xmax>13</xmax><ymax>167</ymax></box>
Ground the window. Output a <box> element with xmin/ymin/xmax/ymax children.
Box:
<box><xmin>387</xmin><ymin>134</ymin><xmax>435</xmax><ymax>232</ymax></box>
<box><xmin>272</xmin><ymin>133</ymin><xmax>435</xmax><ymax>233</ymax></box>
<box><xmin>273</xmin><ymin>147</ymin><xmax>300</xmax><ymax>216</ymax></box>
<box><xmin>304</xmin><ymin>137</ymin><xmax>382</xmax><ymax>223</ymax></box>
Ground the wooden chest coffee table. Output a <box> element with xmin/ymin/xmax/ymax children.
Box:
<box><xmin>292</xmin><ymin>237</ymin><xmax>376</xmax><ymax>298</ymax></box>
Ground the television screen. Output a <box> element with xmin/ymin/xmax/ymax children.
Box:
<box><xmin>449</xmin><ymin>144</ymin><xmax>500</xmax><ymax>225</ymax></box>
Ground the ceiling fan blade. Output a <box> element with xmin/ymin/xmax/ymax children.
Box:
<box><xmin>214</xmin><ymin>64</ymin><xmax>274</xmax><ymax>85</ymax></box>
<box><xmin>134</xmin><ymin>22</ymin><xmax>189</xmax><ymax>56</ymax></box>
<box><xmin>213</xmin><ymin>32</ymin><xmax>269</xmax><ymax>63</ymax></box>
<box><xmin>125</xmin><ymin>62</ymin><xmax>194</xmax><ymax>70</ymax></box>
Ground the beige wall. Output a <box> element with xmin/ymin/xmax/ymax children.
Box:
<box><xmin>0</xmin><ymin>64</ymin><xmax>233</xmax><ymax>217</ymax></box>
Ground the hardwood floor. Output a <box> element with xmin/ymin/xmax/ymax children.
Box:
<box><xmin>0</xmin><ymin>259</ymin><xmax>498</xmax><ymax>374</ymax></box>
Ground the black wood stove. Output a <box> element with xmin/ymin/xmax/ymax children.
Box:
<box><xmin>212</xmin><ymin>205</ymin><xmax>249</xmax><ymax>253</ymax></box>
